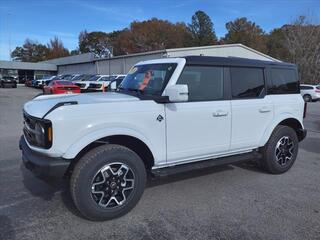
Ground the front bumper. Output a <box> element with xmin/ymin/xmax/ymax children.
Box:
<box><xmin>1</xmin><ymin>81</ymin><xmax>16</xmax><ymax>87</ymax></box>
<box><xmin>19</xmin><ymin>136</ymin><xmax>70</xmax><ymax>178</ymax></box>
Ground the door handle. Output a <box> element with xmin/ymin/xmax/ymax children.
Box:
<box><xmin>213</xmin><ymin>110</ymin><xmax>228</xmax><ymax>117</ymax></box>
<box><xmin>259</xmin><ymin>106</ymin><xmax>271</xmax><ymax>113</ymax></box>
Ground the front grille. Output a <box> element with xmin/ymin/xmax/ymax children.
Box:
<box><xmin>88</xmin><ymin>83</ymin><xmax>102</xmax><ymax>89</ymax></box>
<box><xmin>23</xmin><ymin>112</ymin><xmax>37</xmax><ymax>146</ymax></box>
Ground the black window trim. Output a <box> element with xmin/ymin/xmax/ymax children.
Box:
<box><xmin>174</xmin><ymin>64</ymin><xmax>229</xmax><ymax>103</ymax></box>
<box><xmin>229</xmin><ymin>66</ymin><xmax>267</xmax><ymax>100</ymax></box>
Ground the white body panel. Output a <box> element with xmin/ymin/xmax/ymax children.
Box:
<box><xmin>165</xmin><ymin>100</ymin><xmax>231</xmax><ymax>165</ymax></box>
<box><xmin>230</xmin><ymin>97</ymin><xmax>274</xmax><ymax>151</ymax></box>
<box><xmin>23</xmin><ymin>57</ymin><xmax>305</xmax><ymax>170</ymax></box>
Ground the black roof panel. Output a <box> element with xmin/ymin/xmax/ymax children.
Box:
<box><xmin>183</xmin><ymin>56</ymin><xmax>295</xmax><ymax>68</ymax></box>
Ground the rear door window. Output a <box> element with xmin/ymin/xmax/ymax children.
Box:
<box><xmin>230</xmin><ymin>67</ymin><xmax>265</xmax><ymax>99</ymax></box>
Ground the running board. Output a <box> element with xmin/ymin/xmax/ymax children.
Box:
<box><xmin>151</xmin><ymin>151</ymin><xmax>262</xmax><ymax>177</ymax></box>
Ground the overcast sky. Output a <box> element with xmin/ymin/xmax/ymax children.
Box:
<box><xmin>0</xmin><ymin>0</ymin><xmax>319</xmax><ymax>60</ymax></box>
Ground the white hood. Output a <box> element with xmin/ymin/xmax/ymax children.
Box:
<box><xmin>24</xmin><ymin>92</ymin><xmax>139</xmax><ymax>118</ymax></box>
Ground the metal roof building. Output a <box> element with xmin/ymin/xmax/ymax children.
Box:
<box><xmin>52</xmin><ymin>44</ymin><xmax>280</xmax><ymax>75</ymax></box>
<box><xmin>0</xmin><ymin>44</ymin><xmax>280</xmax><ymax>81</ymax></box>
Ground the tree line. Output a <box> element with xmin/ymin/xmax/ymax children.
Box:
<box><xmin>11</xmin><ymin>11</ymin><xmax>320</xmax><ymax>84</ymax></box>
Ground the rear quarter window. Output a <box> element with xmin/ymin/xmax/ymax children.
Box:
<box><xmin>268</xmin><ymin>68</ymin><xmax>299</xmax><ymax>94</ymax></box>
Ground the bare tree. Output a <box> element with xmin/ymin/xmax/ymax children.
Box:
<box><xmin>284</xmin><ymin>15</ymin><xmax>320</xmax><ymax>84</ymax></box>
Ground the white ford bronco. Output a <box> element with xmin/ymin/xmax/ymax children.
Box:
<box><xmin>20</xmin><ymin>56</ymin><xmax>307</xmax><ymax>220</ymax></box>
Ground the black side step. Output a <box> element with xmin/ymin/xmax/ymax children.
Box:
<box><xmin>151</xmin><ymin>151</ymin><xmax>262</xmax><ymax>177</ymax></box>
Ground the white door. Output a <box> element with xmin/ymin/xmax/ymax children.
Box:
<box><xmin>165</xmin><ymin>65</ymin><xmax>231</xmax><ymax>164</ymax></box>
<box><xmin>229</xmin><ymin>67</ymin><xmax>274</xmax><ymax>151</ymax></box>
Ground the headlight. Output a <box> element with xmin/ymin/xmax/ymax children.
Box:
<box><xmin>35</xmin><ymin>122</ymin><xmax>45</xmax><ymax>145</ymax></box>
<box><xmin>23</xmin><ymin>112</ymin><xmax>52</xmax><ymax>149</ymax></box>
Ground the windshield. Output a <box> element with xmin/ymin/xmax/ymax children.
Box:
<box><xmin>62</xmin><ymin>75</ymin><xmax>73</xmax><ymax>80</ymax></box>
<box><xmin>57</xmin><ymin>80</ymin><xmax>73</xmax><ymax>85</ymax></box>
<box><xmin>72</xmin><ymin>74</ymin><xmax>84</xmax><ymax>81</ymax></box>
<box><xmin>52</xmin><ymin>75</ymin><xmax>64</xmax><ymax>80</ymax></box>
<box><xmin>87</xmin><ymin>75</ymin><xmax>101</xmax><ymax>81</ymax></box>
<box><xmin>120</xmin><ymin>63</ymin><xmax>177</xmax><ymax>95</ymax></box>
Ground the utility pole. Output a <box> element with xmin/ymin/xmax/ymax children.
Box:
<box><xmin>7</xmin><ymin>12</ymin><xmax>12</xmax><ymax>60</ymax></box>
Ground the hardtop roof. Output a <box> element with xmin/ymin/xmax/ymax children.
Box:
<box><xmin>183</xmin><ymin>56</ymin><xmax>296</xmax><ymax>68</ymax></box>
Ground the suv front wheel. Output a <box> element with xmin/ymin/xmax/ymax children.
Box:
<box><xmin>260</xmin><ymin>125</ymin><xmax>299</xmax><ymax>174</ymax></box>
<box><xmin>70</xmin><ymin>144</ymin><xmax>146</xmax><ymax>221</ymax></box>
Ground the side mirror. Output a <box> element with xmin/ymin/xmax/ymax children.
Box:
<box><xmin>165</xmin><ymin>84</ymin><xmax>188</xmax><ymax>102</ymax></box>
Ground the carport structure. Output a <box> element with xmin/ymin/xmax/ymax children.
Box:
<box><xmin>0</xmin><ymin>61</ymin><xmax>57</xmax><ymax>83</ymax></box>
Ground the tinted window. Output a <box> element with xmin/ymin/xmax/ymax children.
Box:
<box><xmin>176</xmin><ymin>66</ymin><xmax>224</xmax><ymax>101</ymax></box>
<box><xmin>100</xmin><ymin>76</ymin><xmax>111</xmax><ymax>81</ymax></box>
<box><xmin>316</xmin><ymin>86</ymin><xmax>320</xmax><ymax>90</ymax></box>
<box><xmin>269</xmin><ymin>68</ymin><xmax>299</xmax><ymax>94</ymax></box>
<box><xmin>231</xmin><ymin>67</ymin><xmax>265</xmax><ymax>99</ymax></box>
<box><xmin>300</xmin><ymin>85</ymin><xmax>313</xmax><ymax>90</ymax></box>
<box><xmin>57</xmin><ymin>81</ymin><xmax>73</xmax><ymax>85</ymax></box>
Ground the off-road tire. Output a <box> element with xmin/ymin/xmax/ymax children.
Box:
<box><xmin>303</xmin><ymin>94</ymin><xmax>312</xmax><ymax>102</ymax></box>
<box><xmin>70</xmin><ymin>144</ymin><xmax>146</xmax><ymax>221</ymax></box>
<box><xmin>260</xmin><ymin>125</ymin><xmax>299</xmax><ymax>174</ymax></box>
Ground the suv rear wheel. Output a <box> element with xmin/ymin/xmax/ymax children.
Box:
<box><xmin>260</xmin><ymin>125</ymin><xmax>298</xmax><ymax>174</ymax></box>
<box><xmin>303</xmin><ymin>94</ymin><xmax>312</xmax><ymax>102</ymax></box>
<box><xmin>70</xmin><ymin>144</ymin><xmax>146</xmax><ymax>221</ymax></box>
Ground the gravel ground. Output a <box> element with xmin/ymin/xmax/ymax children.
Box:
<box><xmin>0</xmin><ymin>85</ymin><xmax>319</xmax><ymax>240</ymax></box>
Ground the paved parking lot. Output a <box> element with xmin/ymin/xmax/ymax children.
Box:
<box><xmin>0</xmin><ymin>86</ymin><xmax>320</xmax><ymax>240</ymax></box>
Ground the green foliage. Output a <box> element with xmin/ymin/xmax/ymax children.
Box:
<box><xmin>266</xmin><ymin>28</ymin><xmax>291</xmax><ymax>61</ymax></box>
<box><xmin>224</xmin><ymin>17</ymin><xmax>267</xmax><ymax>53</ymax></box>
<box><xmin>11</xmin><ymin>39</ymin><xmax>49</xmax><ymax>62</ymax></box>
<box><xmin>11</xmin><ymin>37</ymin><xmax>69</xmax><ymax>62</ymax></box>
<box><xmin>188</xmin><ymin>10</ymin><xmax>217</xmax><ymax>46</ymax></box>
<box><xmin>79</xmin><ymin>31</ymin><xmax>112</xmax><ymax>58</ymax></box>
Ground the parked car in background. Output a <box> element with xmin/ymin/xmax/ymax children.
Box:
<box><xmin>111</xmin><ymin>75</ymin><xmax>126</xmax><ymax>89</ymax></box>
<box><xmin>43</xmin><ymin>80</ymin><xmax>80</xmax><ymax>95</ymax></box>
<box><xmin>87</xmin><ymin>75</ymin><xmax>126</xmax><ymax>92</ymax></box>
<box><xmin>64</xmin><ymin>74</ymin><xmax>78</xmax><ymax>81</ymax></box>
<box><xmin>39</xmin><ymin>74</ymin><xmax>79</xmax><ymax>88</ymax></box>
<box><xmin>300</xmin><ymin>84</ymin><xmax>320</xmax><ymax>102</ymax></box>
<box><xmin>0</xmin><ymin>76</ymin><xmax>17</xmax><ymax>88</ymax></box>
<box><xmin>70</xmin><ymin>74</ymin><xmax>95</xmax><ymax>82</ymax></box>
<box><xmin>25</xmin><ymin>79</ymin><xmax>33</xmax><ymax>87</ymax></box>
<box><xmin>74</xmin><ymin>74</ymin><xmax>108</xmax><ymax>92</ymax></box>
<box><xmin>34</xmin><ymin>76</ymin><xmax>56</xmax><ymax>88</ymax></box>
